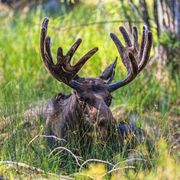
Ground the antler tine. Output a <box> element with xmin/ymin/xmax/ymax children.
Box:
<box><xmin>110</xmin><ymin>33</ymin><xmax>128</xmax><ymax>69</ymax></box>
<box><xmin>119</xmin><ymin>26</ymin><xmax>132</xmax><ymax>47</ymax></box>
<box><xmin>108</xmin><ymin>25</ymin><xmax>152</xmax><ymax>92</ymax></box>
<box><xmin>57</xmin><ymin>46</ymin><xmax>64</xmax><ymax>64</ymax></box>
<box><xmin>40</xmin><ymin>17</ymin><xmax>49</xmax><ymax>62</ymax></box>
<box><xmin>65</xmin><ymin>39</ymin><xmax>82</xmax><ymax>63</ymax></box>
<box><xmin>40</xmin><ymin>17</ymin><xmax>98</xmax><ymax>90</ymax></box>
<box><xmin>138</xmin><ymin>31</ymin><xmax>152</xmax><ymax>72</ymax></box>
<box><xmin>45</xmin><ymin>36</ymin><xmax>54</xmax><ymax>64</ymax></box>
<box><xmin>41</xmin><ymin>17</ymin><xmax>56</xmax><ymax>75</ymax></box>
<box><xmin>132</xmin><ymin>26</ymin><xmax>138</xmax><ymax>52</ymax></box>
<box><xmin>99</xmin><ymin>57</ymin><xmax>118</xmax><ymax>83</ymax></box>
<box><xmin>74</xmin><ymin>47</ymin><xmax>98</xmax><ymax>69</ymax></box>
<box><xmin>56</xmin><ymin>39</ymin><xmax>82</xmax><ymax>65</ymax></box>
<box><xmin>139</xmin><ymin>26</ymin><xmax>146</xmax><ymax>61</ymax></box>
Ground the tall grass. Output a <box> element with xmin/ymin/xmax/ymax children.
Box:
<box><xmin>0</xmin><ymin>2</ymin><xmax>179</xmax><ymax>179</ymax></box>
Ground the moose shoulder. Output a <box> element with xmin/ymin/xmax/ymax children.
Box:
<box><xmin>40</xmin><ymin>17</ymin><xmax>152</xmax><ymax>143</ymax></box>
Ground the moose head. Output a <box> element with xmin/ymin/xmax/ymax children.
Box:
<box><xmin>40</xmin><ymin>17</ymin><xmax>152</xmax><ymax>142</ymax></box>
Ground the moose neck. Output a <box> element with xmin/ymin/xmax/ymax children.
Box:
<box><xmin>65</xmin><ymin>93</ymin><xmax>84</xmax><ymax>121</ymax></box>
<box><xmin>48</xmin><ymin>92</ymin><xmax>84</xmax><ymax>138</ymax></box>
<box><xmin>53</xmin><ymin>92</ymin><xmax>84</xmax><ymax>120</ymax></box>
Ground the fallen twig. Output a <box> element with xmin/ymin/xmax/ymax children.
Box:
<box><xmin>0</xmin><ymin>161</ymin><xmax>73</xmax><ymax>179</ymax></box>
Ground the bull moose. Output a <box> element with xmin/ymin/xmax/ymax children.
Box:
<box><xmin>39</xmin><ymin>17</ymin><xmax>152</xmax><ymax>148</ymax></box>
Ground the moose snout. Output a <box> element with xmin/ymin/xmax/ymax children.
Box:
<box><xmin>98</xmin><ymin>102</ymin><xmax>113</xmax><ymax>121</ymax></box>
<box><xmin>86</xmin><ymin>102</ymin><xmax>112</xmax><ymax>123</ymax></box>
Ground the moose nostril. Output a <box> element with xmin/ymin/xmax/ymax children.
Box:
<box><xmin>98</xmin><ymin>119</ymin><xmax>106</xmax><ymax>127</ymax></box>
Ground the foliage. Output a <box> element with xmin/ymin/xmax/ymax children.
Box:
<box><xmin>159</xmin><ymin>31</ymin><xmax>180</xmax><ymax>49</ymax></box>
<box><xmin>158</xmin><ymin>31</ymin><xmax>180</xmax><ymax>74</ymax></box>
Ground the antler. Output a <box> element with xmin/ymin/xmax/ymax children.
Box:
<box><xmin>108</xmin><ymin>26</ymin><xmax>152</xmax><ymax>92</ymax></box>
<box><xmin>40</xmin><ymin>17</ymin><xmax>98</xmax><ymax>90</ymax></box>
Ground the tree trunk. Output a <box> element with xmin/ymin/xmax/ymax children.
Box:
<box><xmin>155</xmin><ymin>0</ymin><xmax>180</xmax><ymax>39</ymax></box>
<box><xmin>174</xmin><ymin>0</ymin><xmax>180</xmax><ymax>39</ymax></box>
<box><xmin>154</xmin><ymin>0</ymin><xmax>180</xmax><ymax>76</ymax></box>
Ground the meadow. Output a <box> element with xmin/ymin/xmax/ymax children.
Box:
<box><xmin>0</xmin><ymin>2</ymin><xmax>179</xmax><ymax>179</ymax></box>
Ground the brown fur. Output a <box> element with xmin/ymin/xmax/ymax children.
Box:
<box><xmin>45</xmin><ymin>78</ymin><xmax>116</xmax><ymax>142</ymax></box>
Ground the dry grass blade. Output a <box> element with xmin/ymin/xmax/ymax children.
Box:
<box><xmin>49</xmin><ymin>147</ymin><xmax>82</xmax><ymax>167</ymax></box>
<box><xmin>101</xmin><ymin>166</ymin><xmax>135</xmax><ymax>177</ymax></box>
<box><xmin>28</xmin><ymin>134</ymin><xmax>67</xmax><ymax>145</ymax></box>
<box><xmin>79</xmin><ymin>159</ymin><xmax>114</xmax><ymax>171</ymax></box>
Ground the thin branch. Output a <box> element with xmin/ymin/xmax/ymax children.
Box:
<box><xmin>0</xmin><ymin>161</ymin><xmax>72</xmax><ymax>179</ymax></box>
<box><xmin>128</xmin><ymin>0</ymin><xmax>143</xmax><ymax>20</ymax></box>
<box><xmin>35</xmin><ymin>19</ymin><xmax>143</xmax><ymax>32</ymax></box>
<box><xmin>58</xmin><ymin>20</ymin><xmax>143</xmax><ymax>31</ymax></box>
<box><xmin>139</xmin><ymin>0</ymin><xmax>151</xmax><ymax>28</ymax></box>
<box><xmin>153</xmin><ymin>0</ymin><xmax>160</xmax><ymax>37</ymax></box>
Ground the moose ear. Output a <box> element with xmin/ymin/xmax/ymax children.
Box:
<box><xmin>99</xmin><ymin>57</ymin><xmax>117</xmax><ymax>83</ymax></box>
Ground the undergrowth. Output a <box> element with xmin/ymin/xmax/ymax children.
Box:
<box><xmin>0</xmin><ymin>2</ymin><xmax>179</xmax><ymax>179</ymax></box>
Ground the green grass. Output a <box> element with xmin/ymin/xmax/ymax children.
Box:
<box><xmin>0</xmin><ymin>2</ymin><xmax>179</xmax><ymax>179</ymax></box>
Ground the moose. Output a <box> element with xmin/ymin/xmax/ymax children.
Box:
<box><xmin>40</xmin><ymin>17</ymin><xmax>152</xmax><ymax>146</ymax></box>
